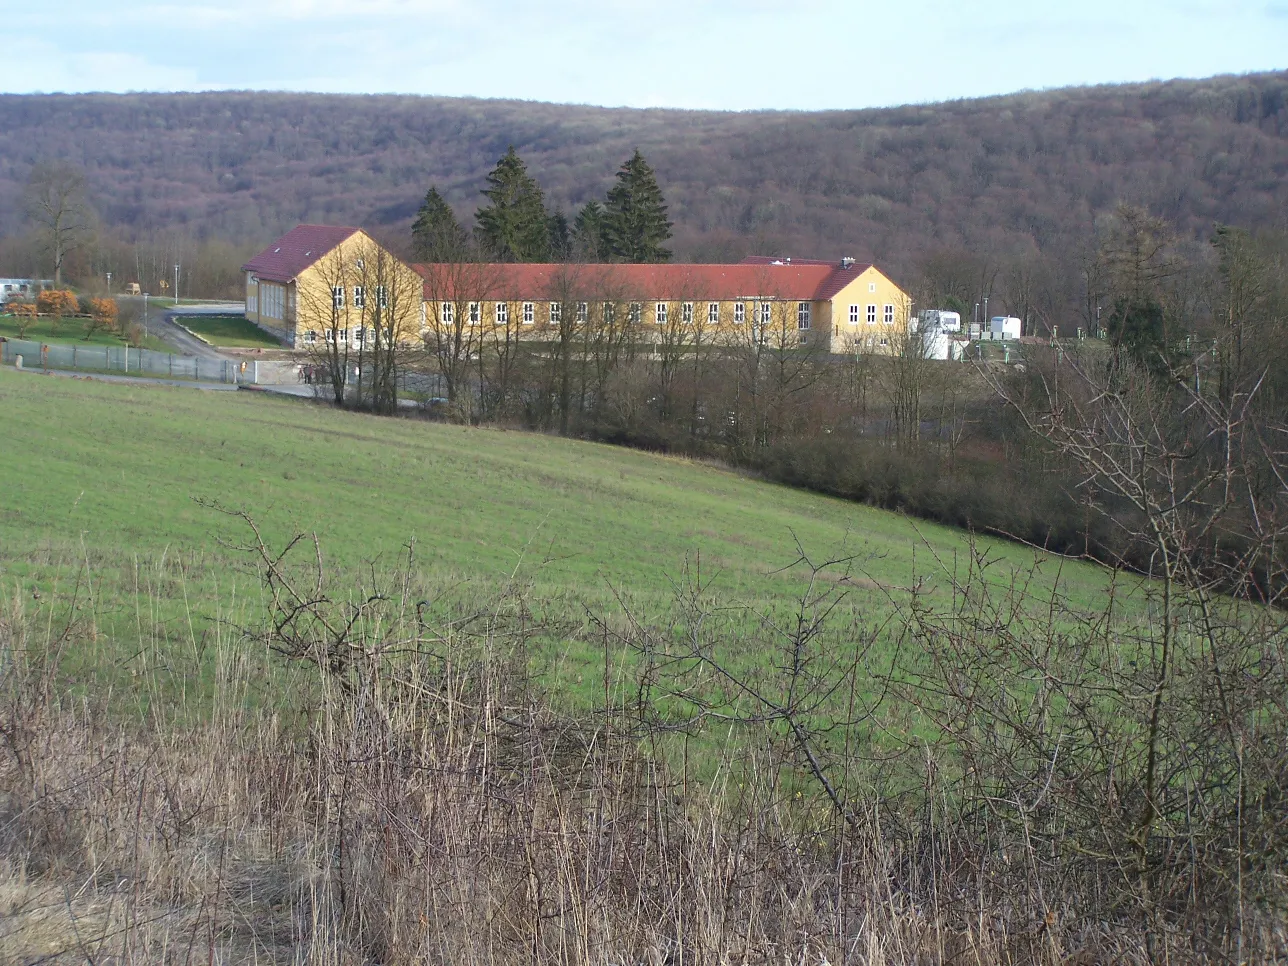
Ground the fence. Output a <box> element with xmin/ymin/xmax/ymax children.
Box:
<box><xmin>0</xmin><ymin>339</ymin><xmax>301</xmax><ymax>385</ymax></box>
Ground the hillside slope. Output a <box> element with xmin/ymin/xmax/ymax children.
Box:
<box><xmin>1</xmin><ymin>72</ymin><xmax>1285</xmax><ymax>270</ymax></box>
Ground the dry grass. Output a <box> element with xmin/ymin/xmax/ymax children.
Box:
<box><xmin>1</xmin><ymin>538</ymin><xmax>1282</xmax><ymax>965</ymax></box>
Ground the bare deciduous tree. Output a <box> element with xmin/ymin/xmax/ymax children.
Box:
<box><xmin>24</xmin><ymin>161</ymin><xmax>95</xmax><ymax>286</ymax></box>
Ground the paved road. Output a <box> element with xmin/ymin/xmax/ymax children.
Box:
<box><xmin>122</xmin><ymin>298</ymin><xmax>244</xmax><ymax>360</ymax></box>
<box><xmin>10</xmin><ymin>366</ymin><xmax>320</xmax><ymax>398</ymax></box>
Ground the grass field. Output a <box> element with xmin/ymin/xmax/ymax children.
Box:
<box><xmin>173</xmin><ymin>313</ymin><xmax>282</xmax><ymax>347</ymax></box>
<box><xmin>0</xmin><ymin>312</ymin><xmax>171</xmax><ymax>352</ymax></box>
<box><xmin>0</xmin><ymin>366</ymin><xmax>1128</xmax><ymax>715</ymax></box>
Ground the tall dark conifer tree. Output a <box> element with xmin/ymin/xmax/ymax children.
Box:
<box><xmin>411</xmin><ymin>187</ymin><xmax>468</xmax><ymax>261</ymax></box>
<box><xmin>475</xmin><ymin>147</ymin><xmax>551</xmax><ymax>262</ymax></box>
<box><xmin>603</xmin><ymin>150</ymin><xmax>673</xmax><ymax>263</ymax></box>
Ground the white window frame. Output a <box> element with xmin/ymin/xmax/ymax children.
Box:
<box><xmin>353</xmin><ymin>286</ymin><xmax>365</xmax><ymax>309</ymax></box>
<box><xmin>629</xmin><ymin>302</ymin><xmax>642</xmax><ymax>324</ymax></box>
<box><xmin>441</xmin><ymin>302</ymin><xmax>455</xmax><ymax>325</ymax></box>
<box><xmin>681</xmin><ymin>302</ymin><xmax>694</xmax><ymax>324</ymax></box>
<box><xmin>325</xmin><ymin>328</ymin><xmax>336</xmax><ymax>344</ymax></box>
<box><xmin>655</xmin><ymin>302</ymin><xmax>667</xmax><ymax>324</ymax></box>
<box><xmin>603</xmin><ymin>302</ymin><xmax>617</xmax><ymax>323</ymax></box>
<box><xmin>353</xmin><ymin>326</ymin><xmax>365</xmax><ymax>345</ymax></box>
<box><xmin>337</xmin><ymin>328</ymin><xmax>349</xmax><ymax>344</ymax></box>
<box><xmin>332</xmin><ymin>286</ymin><xmax>344</xmax><ymax>310</ymax></box>
<box><xmin>468</xmin><ymin>302</ymin><xmax>480</xmax><ymax>325</ymax></box>
<box><xmin>849</xmin><ymin>304</ymin><xmax>860</xmax><ymax>324</ymax></box>
<box><xmin>549</xmin><ymin>301</ymin><xmax>561</xmax><ymax>323</ymax></box>
<box><xmin>522</xmin><ymin>301</ymin><xmax>535</xmax><ymax>325</ymax></box>
<box><xmin>495</xmin><ymin>302</ymin><xmax>508</xmax><ymax>325</ymax></box>
<box><xmin>376</xmin><ymin>286</ymin><xmax>388</xmax><ymax>309</ymax></box>
<box><xmin>797</xmin><ymin>302</ymin><xmax>811</xmax><ymax>330</ymax></box>
<box><xmin>759</xmin><ymin>300</ymin><xmax>773</xmax><ymax>324</ymax></box>
<box><xmin>867</xmin><ymin>304</ymin><xmax>877</xmax><ymax>325</ymax></box>
<box><xmin>708</xmin><ymin>302</ymin><xmax>719</xmax><ymax>325</ymax></box>
<box><xmin>304</xmin><ymin>328</ymin><xmax>317</xmax><ymax>344</ymax></box>
<box><xmin>869</xmin><ymin>282</ymin><xmax>877</xmax><ymax>293</ymax></box>
<box><xmin>576</xmin><ymin>302</ymin><xmax>588</xmax><ymax>322</ymax></box>
<box><xmin>884</xmin><ymin>303</ymin><xmax>895</xmax><ymax>325</ymax></box>
<box><xmin>733</xmin><ymin>302</ymin><xmax>745</xmax><ymax>324</ymax></box>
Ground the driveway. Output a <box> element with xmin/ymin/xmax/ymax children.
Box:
<box><xmin>123</xmin><ymin>298</ymin><xmax>244</xmax><ymax>360</ymax></box>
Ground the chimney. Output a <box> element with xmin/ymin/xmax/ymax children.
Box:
<box><xmin>840</xmin><ymin>257</ymin><xmax>855</xmax><ymax>269</ymax></box>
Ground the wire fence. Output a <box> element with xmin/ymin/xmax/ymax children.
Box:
<box><xmin>0</xmin><ymin>338</ymin><xmax>302</xmax><ymax>384</ymax></box>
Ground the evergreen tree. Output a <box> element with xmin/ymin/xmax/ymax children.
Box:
<box><xmin>548</xmin><ymin>209</ymin><xmax>571</xmax><ymax>261</ymax></box>
<box><xmin>603</xmin><ymin>149</ymin><xmax>673</xmax><ymax>263</ymax></box>
<box><xmin>572</xmin><ymin>201</ymin><xmax>610</xmax><ymax>261</ymax></box>
<box><xmin>411</xmin><ymin>186</ymin><xmax>468</xmax><ymax>261</ymax></box>
<box><xmin>475</xmin><ymin>147</ymin><xmax>550</xmax><ymax>262</ymax></box>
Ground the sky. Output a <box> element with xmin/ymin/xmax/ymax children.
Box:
<box><xmin>2</xmin><ymin>0</ymin><xmax>1285</xmax><ymax>111</ymax></box>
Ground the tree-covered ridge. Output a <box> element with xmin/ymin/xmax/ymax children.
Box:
<box><xmin>0</xmin><ymin>71</ymin><xmax>1284</xmax><ymax>275</ymax></box>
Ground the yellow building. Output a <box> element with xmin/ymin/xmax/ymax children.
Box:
<box><xmin>242</xmin><ymin>226</ymin><xmax>422</xmax><ymax>348</ymax></box>
<box><xmin>413</xmin><ymin>256</ymin><xmax>912</xmax><ymax>354</ymax></box>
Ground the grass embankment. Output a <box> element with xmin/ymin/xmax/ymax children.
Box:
<box><xmin>0</xmin><ymin>313</ymin><xmax>170</xmax><ymax>352</ymax></box>
<box><xmin>0</xmin><ymin>367</ymin><xmax>1124</xmax><ymax>712</ymax></box>
<box><xmin>173</xmin><ymin>313</ymin><xmax>282</xmax><ymax>348</ymax></box>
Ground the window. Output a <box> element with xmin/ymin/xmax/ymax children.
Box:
<box><xmin>353</xmin><ymin>327</ymin><xmax>365</xmax><ymax>344</ymax></box>
<box><xmin>468</xmin><ymin>302</ymin><xmax>480</xmax><ymax>325</ymax></box>
<box><xmin>867</xmin><ymin>304</ymin><xmax>877</xmax><ymax>324</ymax></box>
<box><xmin>849</xmin><ymin>304</ymin><xmax>860</xmax><ymax>324</ymax></box>
<box><xmin>376</xmin><ymin>286</ymin><xmax>388</xmax><ymax>309</ymax></box>
<box><xmin>353</xmin><ymin>286</ymin><xmax>365</xmax><ymax>309</ymax></box>
<box><xmin>629</xmin><ymin>303</ymin><xmax>641</xmax><ymax>323</ymax></box>
<box><xmin>355</xmin><ymin>258</ymin><xmax>365</xmax><ymax>270</ymax></box>
<box><xmin>441</xmin><ymin>302</ymin><xmax>455</xmax><ymax>325</ymax></box>
<box><xmin>337</xmin><ymin>328</ymin><xmax>349</xmax><ymax>343</ymax></box>
<box><xmin>522</xmin><ymin>302</ymin><xmax>534</xmax><ymax>325</ymax></box>
<box><xmin>603</xmin><ymin>302</ymin><xmax>617</xmax><ymax>323</ymax></box>
<box><xmin>797</xmin><ymin>302</ymin><xmax>811</xmax><ymax>330</ymax></box>
<box><xmin>799</xmin><ymin>333</ymin><xmax>809</xmax><ymax>345</ymax></box>
<box><xmin>303</xmin><ymin>329</ymin><xmax>317</xmax><ymax>344</ymax></box>
<box><xmin>759</xmin><ymin>301</ymin><xmax>773</xmax><ymax>324</ymax></box>
<box><xmin>495</xmin><ymin>302</ymin><xmax>508</xmax><ymax>324</ymax></box>
<box><xmin>549</xmin><ymin>301</ymin><xmax>561</xmax><ymax>323</ymax></box>
<box><xmin>733</xmin><ymin>302</ymin><xmax>745</xmax><ymax>324</ymax></box>
<box><xmin>884</xmin><ymin>303</ymin><xmax>894</xmax><ymax>325</ymax></box>
<box><xmin>369</xmin><ymin>327</ymin><xmax>378</xmax><ymax>344</ymax></box>
<box><xmin>708</xmin><ymin>302</ymin><xmax>720</xmax><ymax>325</ymax></box>
<box><xmin>655</xmin><ymin>302</ymin><xmax>667</xmax><ymax>324</ymax></box>
<box><xmin>868</xmin><ymin>282</ymin><xmax>877</xmax><ymax>293</ymax></box>
<box><xmin>682</xmin><ymin>302</ymin><xmax>694</xmax><ymax>324</ymax></box>
<box><xmin>332</xmin><ymin>287</ymin><xmax>344</xmax><ymax>310</ymax></box>
<box><xmin>260</xmin><ymin>283</ymin><xmax>283</xmax><ymax>320</ymax></box>
<box><xmin>577</xmin><ymin>302</ymin><xmax>588</xmax><ymax>322</ymax></box>
<box><xmin>325</xmin><ymin>328</ymin><xmax>335</xmax><ymax>344</ymax></box>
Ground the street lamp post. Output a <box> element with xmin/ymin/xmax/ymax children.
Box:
<box><xmin>105</xmin><ymin>271</ymin><xmax>111</xmax><ymax>294</ymax></box>
<box><xmin>174</xmin><ymin>264</ymin><xmax>180</xmax><ymax>306</ymax></box>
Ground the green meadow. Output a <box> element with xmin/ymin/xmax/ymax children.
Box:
<box><xmin>0</xmin><ymin>367</ymin><xmax>1129</xmax><ymax>715</ymax></box>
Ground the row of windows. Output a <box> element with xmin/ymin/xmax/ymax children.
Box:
<box><xmin>847</xmin><ymin>303</ymin><xmax>897</xmax><ymax>325</ymax></box>
<box><xmin>301</xmin><ymin>327</ymin><xmax>391</xmax><ymax>346</ymax></box>
<box><xmin>434</xmin><ymin>300</ymin><xmax>817</xmax><ymax>329</ymax></box>
<box><xmin>331</xmin><ymin>286</ymin><xmax>389</xmax><ymax>310</ymax></box>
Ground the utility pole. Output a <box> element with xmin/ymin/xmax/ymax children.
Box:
<box><xmin>143</xmin><ymin>292</ymin><xmax>149</xmax><ymax>340</ymax></box>
<box><xmin>174</xmin><ymin>264</ymin><xmax>180</xmax><ymax>306</ymax></box>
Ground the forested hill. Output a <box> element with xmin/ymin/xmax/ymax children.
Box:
<box><xmin>1</xmin><ymin>71</ymin><xmax>1286</xmax><ymax>271</ymax></box>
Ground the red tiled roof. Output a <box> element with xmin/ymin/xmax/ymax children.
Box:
<box><xmin>411</xmin><ymin>261</ymin><xmax>871</xmax><ymax>302</ymax></box>
<box><xmin>241</xmin><ymin>225</ymin><xmax>361</xmax><ymax>283</ymax></box>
